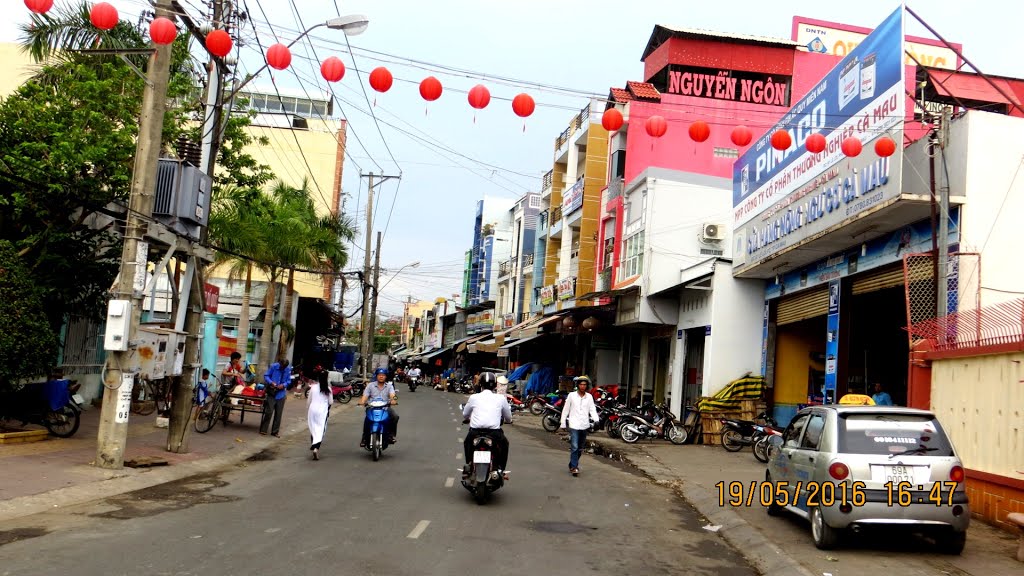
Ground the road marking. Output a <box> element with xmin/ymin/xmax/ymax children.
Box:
<box><xmin>456</xmin><ymin>452</ymin><xmax>462</xmax><ymax>459</ymax></box>
<box><xmin>445</xmin><ymin>477</ymin><xmax>455</xmax><ymax>488</ymax></box>
<box><xmin>457</xmin><ymin>437</ymin><xmax>463</xmax><ymax>443</ymax></box>
<box><xmin>456</xmin><ymin>427</ymin><xmax>462</xmax><ymax>432</ymax></box>
<box><xmin>408</xmin><ymin>520</ymin><xmax>431</xmax><ymax>539</ymax></box>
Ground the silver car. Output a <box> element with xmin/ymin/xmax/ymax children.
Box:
<box><xmin>765</xmin><ymin>405</ymin><xmax>970</xmax><ymax>552</ymax></box>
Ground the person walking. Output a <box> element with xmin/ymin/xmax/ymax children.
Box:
<box><xmin>560</xmin><ymin>375</ymin><xmax>599</xmax><ymax>477</ymax></box>
<box><xmin>307</xmin><ymin>374</ymin><xmax>332</xmax><ymax>460</ymax></box>
<box><xmin>260</xmin><ymin>358</ymin><xmax>291</xmax><ymax>437</ymax></box>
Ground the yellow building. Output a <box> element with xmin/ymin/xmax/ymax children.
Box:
<box><xmin>535</xmin><ymin>99</ymin><xmax>610</xmax><ymax>312</ymax></box>
<box><xmin>0</xmin><ymin>43</ymin><xmax>34</xmax><ymax>97</ymax></box>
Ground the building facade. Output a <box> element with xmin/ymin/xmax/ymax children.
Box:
<box><xmin>495</xmin><ymin>193</ymin><xmax>541</xmax><ymax>328</ymax></box>
<box><xmin>465</xmin><ymin>196</ymin><xmax>515</xmax><ymax>307</ymax></box>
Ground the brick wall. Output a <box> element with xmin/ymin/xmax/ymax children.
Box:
<box><xmin>965</xmin><ymin>470</ymin><xmax>1024</xmax><ymax>533</ymax></box>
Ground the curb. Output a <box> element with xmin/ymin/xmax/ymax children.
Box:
<box><xmin>0</xmin><ymin>403</ymin><xmax>354</xmax><ymax>524</ymax></box>
<box><xmin>528</xmin><ymin>421</ymin><xmax>814</xmax><ymax>576</ymax></box>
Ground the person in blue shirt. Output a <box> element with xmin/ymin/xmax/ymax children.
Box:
<box><xmin>871</xmin><ymin>382</ymin><xmax>894</xmax><ymax>406</ymax></box>
<box><xmin>260</xmin><ymin>358</ymin><xmax>291</xmax><ymax>437</ymax></box>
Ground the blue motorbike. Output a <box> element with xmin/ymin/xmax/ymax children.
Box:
<box><xmin>364</xmin><ymin>399</ymin><xmax>392</xmax><ymax>461</ymax></box>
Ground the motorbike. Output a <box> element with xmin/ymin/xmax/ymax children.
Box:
<box><xmin>540</xmin><ymin>398</ymin><xmax>564</xmax><ymax>432</ymax></box>
<box><xmin>0</xmin><ymin>380</ymin><xmax>83</xmax><ymax>438</ymax></box>
<box><xmin>506</xmin><ymin>394</ymin><xmax>527</xmax><ymax>413</ymax></box>
<box><xmin>751</xmin><ymin>423</ymin><xmax>783</xmax><ymax>463</ymax></box>
<box><xmin>526</xmin><ymin>391</ymin><xmax>564</xmax><ymax>416</ymax></box>
<box><xmin>618</xmin><ymin>402</ymin><xmax>688</xmax><ymax>445</ymax></box>
<box><xmin>432</xmin><ymin>375</ymin><xmax>444</xmax><ymax>390</ymax></box>
<box><xmin>408</xmin><ymin>375</ymin><xmax>420</xmax><ymax>392</ymax></box>
<box><xmin>459</xmin><ymin>404</ymin><xmax>507</xmax><ymax>504</ymax></box>
<box><xmin>363</xmin><ymin>399</ymin><xmax>392</xmax><ymax>461</ymax></box>
<box><xmin>720</xmin><ymin>412</ymin><xmax>778</xmax><ymax>452</ymax></box>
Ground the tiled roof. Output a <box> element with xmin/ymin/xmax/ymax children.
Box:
<box><xmin>626</xmin><ymin>81</ymin><xmax>661</xmax><ymax>101</ymax></box>
<box><xmin>609</xmin><ymin>88</ymin><xmax>633</xmax><ymax>103</ymax></box>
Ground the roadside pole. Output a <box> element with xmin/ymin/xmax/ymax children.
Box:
<box><xmin>367</xmin><ymin>231</ymin><xmax>383</xmax><ymax>368</ymax></box>
<box><xmin>96</xmin><ymin>1</ymin><xmax>177</xmax><ymax>469</ymax></box>
<box><xmin>359</xmin><ymin>173</ymin><xmax>375</xmax><ymax>383</ymax></box>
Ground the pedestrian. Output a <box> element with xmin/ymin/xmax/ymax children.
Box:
<box><xmin>871</xmin><ymin>382</ymin><xmax>893</xmax><ymax>406</ymax></box>
<box><xmin>560</xmin><ymin>375</ymin><xmax>599</xmax><ymax>477</ymax></box>
<box><xmin>307</xmin><ymin>372</ymin><xmax>332</xmax><ymax>460</ymax></box>
<box><xmin>260</xmin><ymin>357</ymin><xmax>291</xmax><ymax>437</ymax></box>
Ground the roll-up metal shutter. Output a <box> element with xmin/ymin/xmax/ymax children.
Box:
<box><xmin>851</xmin><ymin>264</ymin><xmax>905</xmax><ymax>295</ymax></box>
<box><xmin>776</xmin><ymin>286</ymin><xmax>829</xmax><ymax>325</ymax></box>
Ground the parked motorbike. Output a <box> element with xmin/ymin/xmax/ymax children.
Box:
<box><xmin>540</xmin><ymin>398</ymin><xmax>564</xmax><ymax>432</ymax></box>
<box><xmin>0</xmin><ymin>380</ymin><xmax>83</xmax><ymax>438</ymax></box>
<box><xmin>619</xmin><ymin>403</ymin><xmax>688</xmax><ymax>444</ymax></box>
<box><xmin>506</xmin><ymin>394</ymin><xmax>527</xmax><ymax>413</ymax></box>
<box><xmin>458</xmin><ymin>404</ymin><xmax>507</xmax><ymax>504</ymax></box>
<box><xmin>751</xmin><ymin>423</ymin><xmax>783</xmax><ymax>463</ymax></box>
<box><xmin>720</xmin><ymin>412</ymin><xmax>778</xmax><ymax>452</ymax></box>
<box><xmin>363</xmin><ymin>400</ymin><xmax>392</xmax><ymax>461</ymax></box>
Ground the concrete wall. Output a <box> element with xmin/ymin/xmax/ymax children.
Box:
<box><xmin>706</xmin><ymin>265</ymin><xmax>766</xmax><ymax>395</ymax></box>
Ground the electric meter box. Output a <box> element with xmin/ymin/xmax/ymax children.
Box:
<box><xmin>136</xmin><ymin>326</ymin><xmax>188</xmax><ymax>380</ymax></box>
<box><xmin>103</xmin><ymin>300</ymin><xmax>132</xmax><ymax>351</ymax></box>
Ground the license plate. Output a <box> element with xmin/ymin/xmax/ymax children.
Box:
<box><xmin>873</xmin><ymin>464</ymin><xmax>918</xmax><ymax>484</ymax></box>
<box><xmin>72</xmin><ymin>394</ymin><xmax>85</xmax><ymax>405</ymax></box>
<box><xmin>473</xmin><ymin>451</ymin><xmax>492</xmax><ymax>464</ymax></box>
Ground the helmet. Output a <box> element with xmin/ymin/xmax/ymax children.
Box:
<box><xmin>479</xmin><ymin>372</ymin><xmax>498</xmax><ymax>390</ymax></box>
<box><xmin>374</xmin><ymin>368</ymin><xmax>388</xmax><ymax>377</ymax></box>
<box><xmin>573</xmin><ymin>375</ymin><xmax>592</xmax><ymax>388</ymax></box>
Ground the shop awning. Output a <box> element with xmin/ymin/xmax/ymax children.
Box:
<box><xmin>577</xmin><ymin>285</ymin><xmax>640</xmax><ymax>301</ymax></box>
<box><xmin>420</xmin><ymin>347</ymin><xmax>451</xmax><ymax>362</ymax></box>
<box><xmin>498</xmin><ymin>333</ymin><xmax>543</xmax><ymax>350</ymax></box>
<box><xmin>456</xmin><ymin>333</ymin><xmax>492</xmax><ymax>352</ymax></box>
<box><xmin>925</xmin><ymin>68</ymin><xmax>1021</xmax><ymax>108</ymax></box>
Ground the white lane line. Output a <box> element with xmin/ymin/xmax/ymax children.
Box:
<box><xmin>457</xmin><ymin>437</ymin><xmax>463</xmax><ymax>443</ymax></box>
<box><xmin>408</xmin><ymin>520</ymin><xmax>431</xmax><ymax>539</ymax></box>
<box><xmin>445</xmin><ymin>477</ymin><xmax>455</xmax><ymax>488</ymax></box>
<box><xmin>456</xmin><ymin>452</ymin><xmax>462</xmax><ymax>459</ymax></box>
<box><xmin>456</xmin><ymin>427</ymin><xmax>462</xmax><ymax>432</ymax></box>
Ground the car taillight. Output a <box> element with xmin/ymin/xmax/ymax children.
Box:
<box><xmin>828</xmin><ymin>462</ymin><xmax>849</xmax><ymax>480</ymax></box>
<box><xmin>950</xmin><ymin>465</ymin><xmax>965</xmax><ymax>483</ymax></box>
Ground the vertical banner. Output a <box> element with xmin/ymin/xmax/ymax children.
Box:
<box><xmin>760</xmin><ymin>302</ymin><xmax>770</xmax><ymax>376</ymax></box>
<box><xmin>824</xmin><ymin>279</ymin><xmax>841</xmax><ymax>403</ymax></box>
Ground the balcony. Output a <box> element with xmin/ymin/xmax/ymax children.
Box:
<box><xmin>537</xmin><ymin>210</ymin><xmax>548</xmax><ymax>239</ymax></box>
<box><xmin>498</xmin><ymin>260</ymin><xmax>512</xmax><ymax>278</ymax></box>
<box><xmin>541</xmin><ymin>169</ymin><xmax>553</xmax><ymax>198</ymax></box>
<box><xmin>598</xmin><ymin>268</ymin><xmax>611</xmax><ymax>291</ymax></box>
<box><xmin>523</xmin><ymin>253</ymin><xmax>534</xmax><ymax>268</ymax></box>
<box><xmin>549</xmin><ymin>206</ymin><xmax>563</xmax><ymax>239</ymax></box>
<box><xmin>606</xmin><ymin>178</ymin><xmax>623</xmax><ymax>201</ymax></box>
<box><xmin>572</xmin><ymin>103</ymin><xmax>591</xmax><ymax>146</ymax></box>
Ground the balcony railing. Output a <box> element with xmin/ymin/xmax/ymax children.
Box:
<box><xmin>550</xmin><ymin>205</ymin><xmax>562</xmax><ymax>223</ymax></box>
<box><xmin>498</xmin><ymin>261</ymin><xmax>511</xmax><ymax>277</ymax></box>
<box><xmin>607</xmin><ymin>177</ymin><xmax>624</xmax><ymax>200</ymax></box>
<box><xmin>542</xmin><ymin>169</ymin><xmax>553</xmax><ymax>191</ymax></box>
<box><xmin>538</xmin><ymin>210</ymin><xmax>548</xmax><ymax>230</ymax></box>
<box><xmin>523</xmin><ymin>253</ymin><xmax>534</xmax><ymax>267</ymax></box>
<box><xmin>555</xmin><ymin>126</ymin><xmax>570</xmax><ymax>151</ymax></box>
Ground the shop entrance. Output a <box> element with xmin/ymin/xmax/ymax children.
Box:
<box><xmin>773</xmin><ymin>315</ymin><xmax>827</xmax><ymax>408</ymax></box>
<box><xmin>847</xmin><ymin>285</ymin><xmax>908</xmax><ymax>405</ymax></box>
<box><xmin>682</xmin><ymin>327</ymin><xmax>705</xmax><ymax>405</ymax></box>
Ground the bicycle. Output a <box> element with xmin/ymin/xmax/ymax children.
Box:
<box><xmin>130</xmin><ymin>378</ymin><xmax>171</xmax><ymax>416</ymax></box>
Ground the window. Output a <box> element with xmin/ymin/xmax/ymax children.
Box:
<box><xmin>800</xmin><ymin>414</ymin><xmax>826</xmax><ymax>450</ymax></box>
<box><xmin>529</xmin><ymin>195</ymin><xmax>541</xmax><ymax>209</ymax></box>
<box><xmin>784</xmin><ymin>414</ymin><xmax>809</xmax><ymax>448</ymax></box>
<box><xmin>838</xmin><ymin>414</ymin><xmax>954</xmax><ymax>456</ymax></box>
<box><xmin>619</xmin><ymin>231</ymin><xmax>644</xmax><ymax>279</ymax></box>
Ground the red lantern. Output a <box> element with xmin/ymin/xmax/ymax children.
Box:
<box><xmin>805</xmin><ymin>133</ymin><xmax>826</xmax><ymax>154</ymax></box>
<box><xmin>602</xmin><ymin>108</ymin><xmax>623</xmax><ymax>132</ymax></box>
<box><xmin>369</xmin><ymin>67</ymin><xmax>393</xmax><ymax>93</ymax></box>
<box><xmin>320</xmin><ymin>56</ymin><xmax>345</xmax><ymax>83</ymax></box>
<box><xmin>688</xmin><ymin>120</ymin><xmax>710</xmax><ymax>143</ymax></box>
<box><xmin>512</xmin><ymin>93</ymin><xmax>535</xmax><ymax>118</ymax></box>
<box><xmin>24</xmin><ymin>0</ymin><xmax>53</xmax><ymax>14</ymax></box>
<box><xmin>205</xmin><ymin>29</ymin><xmax>233</xmax><ymax>58</ymax></box>
<box><xmin>419</xmin><ymin>76</ymin><xmax>442</xmax><ymax>101</ymax></box>
<box><xmin>841</xmin><ymin>136</ymin><xmax>862</xmax><ymax>157</ymax></box>
<box><xmin>645</xmin><ymin>115</ymin><xmax>667</xmax><ymax>138</ymax></box>
<box><xmin>730</xmin><ymin>125</ymin><xmax>752</xmax><ymax>147</ymax></box>
<box><xmin>266</xmin><ymin>43</ymin><xmax>291</xmax><ymax>70</ymax></box>
<box><xmin>875</xmin><ymin>136</ymin><xmax>896</xmax><ymax>158</ymax></box>
<box><xmin>468</xmin><ymin>85</ymin><xmax>491</xmax><ymax>109</ymax></box>
<box><xmin>90</xmin><ymin>2</ymin><xmax>119</xmax><ymax>31</ymax></box>
<box><xmin>149</xmin><ymin>17</ymin><xmax>177</xmax><ymax>45</ymax></box>
<box><xmin>771</xmin><ymin>130</ymin><xmax>792</xmax><ymax>151</ymax></box>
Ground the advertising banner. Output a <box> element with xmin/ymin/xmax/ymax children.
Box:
<box><xmin>540</xmin><ymin>285</ymin><xmax>555</xmax><ymax>306</ymax></box>
<box><xmin>557</xmin><ymin>277</ymin><xmax>576</xmax><ymax>301</ymax></box>
<box><xmin>793</xmin><ymin>16</ymin><xmax>959</xmax><ymax>70</ymax></box>
<box><xmin>733</xmin><ymin>7</ymin><xmax>905</xmax><ymax>271</ymax></box>
<box><xmin>824</xmin><ymin>279</ymin><xmax>840</xmax><ymax>403</ymax></box>
<box><xmin>562</xmin><ymin>178</ymin><xmax>584</xmax><ymax>215</ymax></box>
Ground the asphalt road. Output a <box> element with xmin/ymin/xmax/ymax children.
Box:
<box><xmin>0</xmin><ymin>388</ymin><xmax>756</xmax><ymax>576</ymax></box>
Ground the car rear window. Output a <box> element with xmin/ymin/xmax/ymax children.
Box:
<box><xmin>838</xmin><ymin>413</ymin><xmax>955</xmax><ymax>456</ymax></box>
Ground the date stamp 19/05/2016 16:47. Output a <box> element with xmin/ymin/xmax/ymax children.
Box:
<box><xmin>715</xmin><ymin>480</ymin><xmax>962</xmax><ymax>508</ymax></box>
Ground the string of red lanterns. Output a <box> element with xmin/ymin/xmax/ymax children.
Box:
<box><xmin>24</xmin><ymin>0</ymin><xmax>53</xmax><ymax>14</ymax></box>
<box><xmin>89</xmin><ymin>2</ymin><xmax>119</xmax><ymax>31</ymax></box>
<box><xmin>149</xmin><ymin>17</ymin><xmax>177</xmax><ymax>46</ymax></box>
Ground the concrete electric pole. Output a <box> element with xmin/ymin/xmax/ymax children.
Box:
<box><xmin>96</xmin><ymin>1</ymin><xmax>177</xmax><ymax>470</ymax></box>
<box><xmin>368</xmin><ymin>231</ymin><xmax>383</xmax><ymax>363</ymax></box>
<box><xmin>358</xmin><ymin>172</ymin><xmax>399</xmax><ymax>380</ymax></box>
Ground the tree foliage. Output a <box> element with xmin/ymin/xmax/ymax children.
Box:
<box><xmin>0</xmin><ymin>241</ymin><xmax>59</xmax><ymax>389</ymax></box>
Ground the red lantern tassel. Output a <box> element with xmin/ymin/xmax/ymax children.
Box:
<box><xmin>522</xmin><ymin>121</ymin><xmax>526</xmax><ymax>133</ymax></box>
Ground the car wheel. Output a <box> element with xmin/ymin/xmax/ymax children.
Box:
<box><xmin>765</xmin><ymin>472</ymin><xmax>783</xmax><ymax>517</ymax></box>
<box><xmin>936</xmin><ymin>529</ymin><xmax>966</xmax><ymax>555</ymax></box>
<box><xmin>810</xmin><ymin>506</ymin><xmax>840</xmax><ymax>550</ymax></box>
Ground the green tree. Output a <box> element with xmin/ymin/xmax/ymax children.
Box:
<box><xmin>0</xmin><ymin>241</ymin><xmax>59</xmax><ymax>390</ymax></box>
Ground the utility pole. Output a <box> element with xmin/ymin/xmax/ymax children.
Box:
<box><xmin>96</xmin><ymin>1</ymin><xmax>177</xmax><ymax>470</ymax></box>
<box><xmin>359</xmin><ymin>173</ymin><xmax>375</xmax><ymax>383</ymax></box>
<box><xmin>167</xmin><ymin>0</ymin><xmax>229</xmax><ymax>454</ymax></box>
<box><xmin>368</xmin><ymin>231</ymin><xmax>383</xmax><ymax>363</ymax></box>
<box><xmin>936</xmin><ymin>108</ymin><xmax>952</xmax><ymax>330</ymax></box>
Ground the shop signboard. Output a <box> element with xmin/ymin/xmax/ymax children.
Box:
<box><xmin>557</xmin><ymin>277</ymin><xmax>576</xmax><ymax>301</ymax></box>
<box><xmin>540</xmin><ymin>285</ymin><xmax>555</xmax><ymax>306</ymax></box>
<box><xmin>732</xmin><ymin>7</ymin><xmax>906</xmax><ymax>272</ymax></box>
<box><xmin>562</xmin><ymin>178</ymin><xmax>584</xmax><ymax>215</ymax></box>
<box><xmin>823</xmin><ymin>279</ymin><xmax>841</xmax><ymax>403</ymax></box>
<box><xmin>792</xmin><ymin>15</ymin><xmax>960</xmax><ymax>71</ymax></box>
<box><xmin>203</xmin><ymin>283</ymin><xmax>220</xmax><ymax>313</ymax></box>
<box><xmin>760</xmin><ymin>302</ymin><xmax>769</xmax><ymax>377</ymax></box>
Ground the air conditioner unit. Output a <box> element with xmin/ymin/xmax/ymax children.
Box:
<box><xmin>153</xmin><ymin>158</ymin><xmax>212</xmax><ymax>237</ymax></box>
<box><xmin>701</xmin><ymin>223</ymin><xmax>725</xmax><ymax>242</ymax></box>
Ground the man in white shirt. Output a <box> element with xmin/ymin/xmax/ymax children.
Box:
<box><xmin>462</xmin><ymin>372</ymin><xmax>513</xmax><ymax>476</ymax></box>
<box><xmin>560</xmin><ymin>375</ymin><xmax>600</xmax><ymax>477</ymax></box>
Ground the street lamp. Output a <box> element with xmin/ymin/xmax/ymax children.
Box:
<box><xmin>225</xmin><ymin>14</ymin><xmax>370</xmax><ymax>102</ymax></box>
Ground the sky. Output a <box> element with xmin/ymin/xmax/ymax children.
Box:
<box><xmin>4</xmin><ymin>0</ymin><xmax>1021</xmax><ymax>319</ymax></box>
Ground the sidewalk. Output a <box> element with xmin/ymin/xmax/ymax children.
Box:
<box><xmin>514</xmin><ymin>414</ymin><xmax>1022</xmax><ymax>576</ymax></box>
<box><xmin>0</xmin><ymin>395</ymin><xmax>351</xmax><ymax>523</ymax></box>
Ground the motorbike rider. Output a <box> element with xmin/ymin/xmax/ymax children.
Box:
<box><xmin>461</xmin><ymin>372</ymin><xmax>512</xmax><ymax>479</ymax></box>
<box><xmin>358</xmin><ymin>368</ymin><xmax>399</xmax><ymax>447</ymax></box>
<box><xmin>408</xmin><ymin>365</ymin><xmax>422</xmax><ymax>381</ymax></box>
